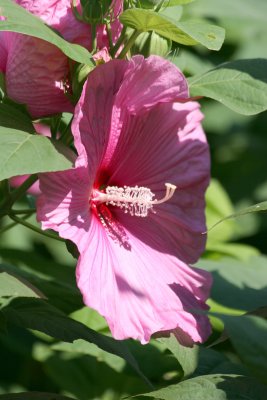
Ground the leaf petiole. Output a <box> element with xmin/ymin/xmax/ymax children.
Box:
<box><xmin>9</xmin><ymin>214</ymin><xmax>65</xmax><ymax>242</ymax></box>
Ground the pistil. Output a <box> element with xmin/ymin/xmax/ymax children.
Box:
<box><xmin>92</xmin><ymin>183</ymin><xmax>177</xmax><ymax>217</ymax></box>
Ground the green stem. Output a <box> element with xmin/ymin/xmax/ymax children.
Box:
<box><xmin>9</xmin><ymin>174</ymin><xmax>38</xmax><ymax>207</ymax></box>
<box><xmin>0</xmin><ymin>208</ymin><xmax>36</xmax><ymax>218</ymax></box>
<box><xmin>9</xmin><ymin>215</ymin><xmax>65</xmax><ymax>242</ymax></box>
<box><xmin>154</xmin><ymin>0</ymin><xmax>166</xmax><ymax>12</ymax></box>
<box><xmin>0</xmin><ymin>174</ymin><xmax>38</xmax><ymax>220</ymax></box>
<box><xmin>91</xmin><ymin>24</ymin><xmax>97</xmax><ymax>53</ymax></box>
<box><xmin>51</xmin><ymin>114</ymin><xmax>62</xmax><ymax>139</ymax></box>
<box><xmin>0</xmin><ymin>214</ymin><xmax>31</xmax><ymax>235</ymax></box>
<box><xmin>106</xmin><ymin>21</ymin><xmax>114</xmax><ymax>53</ymax></box>
<box><xmin>117</xmin><ymin>29</ymin><xmax>141</xmax><ymax>59</ymax></box>
<box><xmin>59</xmin><ymin>116</ymin><xmax>74</xmax><ymax>147</ymax></box>
<box><xmin>112</xmin><ymin>26</ymin><xmax>127</xmax><ymax>57</ymax></box>
<box><xmin>11</xmin><ymin>209</ymin><xmax>36</xmax><ymax>216</ymax></box>
<box><xmin>0</xmin><ymin>179</ymin><xmax>10</xmax><ymax>208</ymax></box>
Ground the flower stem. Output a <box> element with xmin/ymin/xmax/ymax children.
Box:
<box><xmin>10</xmin><ymin>174</ymin><xmax>38</xmax><ymax>206</ymax></box>
<box><xmin>0</xmin><ymin>174</ymin><xmax>38</xmax><ymax>221</ymax></box>
<box><xmin>0</xmin><ymin>179</ymin><xmax>10</xmax><ymax>208</ymax></box>
<box><xmin>9</xmin><ymin>214</ymin><xmax>65</xmax><ymax>242</ymax></box>
<box><xmin>11</xmin><ymin>209</ymin><xmax>36</xmax><ymax>215</ymax></box>
<box><xmin>117</xmin><ymin>29</ymin><xmax>140</xmax><ymax>59</ymax></box>
<box><xmin>106</xmin><ymin>21</ymin><xmax>114</xmax><ymax>52</ymax></box>
<box><xmin>154</xmin><ymin>0</ymin><xmax>166</xmax><ymax>12</ymax></box>
<box><xmin>59</xmin><ymin>116</ymin><xmax>74</xmax><ymax>147</ymax></box>
<box><xmin>91</xmin><ymin>24</ymin><xmax>97</xmax><ymax>53</ymax></box>
<box><xmin>0</xmin><ymin>214</ymin><xmax>31</xmax><ymax>235</ymax></box>
<box><xmin>112</xmin><ymin>26</ymin><xmax>126</xmax><ymax>57</ymax></box>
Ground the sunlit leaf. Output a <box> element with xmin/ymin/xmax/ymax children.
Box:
<box><xmin>189</xmin><ymin>59</ymin><xmax>267</xmax><ymax>115</ymax></box>
<box><xmin>120</xmin><ymin>9</ymin><xmax>225</xmax><ymax>50</ymax></box>
<box><xmin>0</xmin><ymin>268</ymin><xmax>42</xmax><ymax>298</ymax></box>
<box><xmin>158</xmin><ymin>334</ymin><xmax>198</xmax><ymax>378</ymax></box>
<box><xmin>138</xmin><ymin>374</ymin><xmax>267</xmax><ymax>400</ymax></box>
<box><xmin>52</xmin><ymin>339</ymin><xmax>125</xmax><ymax>373</ymax></box>
<box><xmin>0</xmin><ymin>0</ymin><xmax>93</xmax><ymax>65</ymax></box>
<box><xmin>0</xmin><ymin>127</ymin><xmax>72</xmax><ymax>180</ymax></box>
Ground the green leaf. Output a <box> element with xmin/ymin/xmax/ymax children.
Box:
<box><xmin>0</xmin><ymin>297</ymin><xmax>150</xmax><ymax>385</ymax></box>
<box><xmin>131</xmin><ymin>31</ymin><xmax>171</xmax><ymax>58</ymax></box>
<box><xmin>120</xmin><ymin>9</ymin><xmax>225</xmax><ymax>50</ymax></box>
<box><xmin>0</xmin><ymin>393</ymin><xmax>75</xmax><ymax>399</ymax></box>
<box><xmin>70</xmin><ymin>307</ymin><xmax>108</xmax><ymax>332</ymax></box>
<box><xmin>0</xmin><ymin>250</ymin><xmax>82</xmax><ymax>314</ymax></box>
<box><xmin>0</xmin><ymin>127</ymin><xmax>72</xmax><ymax>180</ymax></box>
<box><xmin>194</xmin><ymin>347</ymin><xmax>248</xmax><ymax>376</ymax></box>
<box><xmin>222</xmin><ymin>315</ymin><xmax>267</xmax><ymax>383</ymax></box>
<box><xmin>209</xmin><ymin>200</ymin><xmax>267</xmax><ymax>232</ymax></box>
<box><xmin>138</xmin><ymin>374</ymin><xmax>267</xmax><ymax>400</ymax></box>
<box><xmin>0</xmin><ymin>268</ymin><xmax>42</xmax><ymax>298</ymax></box>
<box><xmin>205</xmin><ymin>242</ymin><xmax>259</xmax><ymax>261</ymax></box>
<box><xmin>52</xmin><ymin>339</ymin><xmax>125</xmax><ymax>373</ymax></box>
<box><xmin>0</xmin><ymin>103</ymin><xmax>34</xmax><ymax>133</ymax></box>
<box><xmin>189</xmin><ymin>59</ymin><xmax>267</xmax><ymax>115</ymax></box>
<box><xmin>174</xmin><ymin>21</ymin><xmax>225</xmax><ymax>51</ymax></box>
<box><xmin>158</xmin><ymin>334</ymin><xmax>198</xmax><ymax>378</ymax></box>
<box><xmin>196</xmin><ymin>255</ymin><xmax>267</xmax><ymax>312</ymax></box>
<box><xmin>0</xmin><ymin>0</ymin><xmax>93</xmax><ymax>65</ymax></box>
<box><xmin>159</xmin><ymin>6</ymin><xmax>183</xmax><ymax>22</ymax></box>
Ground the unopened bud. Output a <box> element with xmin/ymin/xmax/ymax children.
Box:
<box><xmin>131</xmin><ymin>31</ymin><xmax>171</xmax><ymax>58</ymax></box>
<box><xmin>72</xmin><ymin>63</ymin><xmax>95</xmax><ymax>103</ymax></box>
<box><xmin>73</xmin><ymin>0</ymin><xmax>114</xmax><ymax>24</ymax></box>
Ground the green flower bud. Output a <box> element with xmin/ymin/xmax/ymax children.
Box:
<box><xmin>72</xmin><ymin>63</ymin><xmax>95</xmax><ymax>103</ymax></box>
<box><xmin>77</xmin><ymin>0</ymin><xmax>114</xmax><ymax>24</ymax></box>
<box><xmin>131</xmin><ymin>31</ymin><xmax>171</xmax><ymax>58</ymax></box>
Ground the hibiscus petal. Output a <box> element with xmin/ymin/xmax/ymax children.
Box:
<box><xmin>73</xmin><ymin>55</ymin><xmax>189</xmax><ymax>169</ymax></box>
<box><xmin>0</xmin><ymin>33</ymin><xmax>8</xmax><ymax>72</ymax></box>
<box><xmin>107</xmin><ymin>101</ymin><xmax>209</xmax><ymax>264</ymax></box>
<box><xmin>15</xmin><ymin>0</ymin><xmax>91</xmax><ymax>48</ymax></box>
<box><xmin>115</xmin><ymin>55</ymin><xmax>189</xmax><ymax>114</ymax></box>
<box><xmin>76</xmin><ymin>214</ymin><xmax>212</xmax><ymax>344</ymax></box>
<box><xmin>4</xmin><ymin>33</ymin><xmax>73</xmax><ymax>117</ymax></box>
<box><xmin>37</xmin><ymin>166</ymin><xmax>92</xmax><ymax>247</ymax></box>
<box><xmin>72</xmin><ymin>59</ymin><xmax>129</xmax><ymax>167</ymax></box>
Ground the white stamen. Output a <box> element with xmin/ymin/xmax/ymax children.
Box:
<box><xmin>93</xmin><ymin>183</ymin><xmax>176</xmax><ymax>217</ymax></box>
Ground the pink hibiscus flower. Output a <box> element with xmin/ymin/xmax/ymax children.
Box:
<box><xmin>0</xmin><ymin>0</ymin><xmax>122</xmax><ymax>117</ymax></box>
<box><xmin>37</xmin><ymin>56</ymin><xmax>212</xmax><ymax>345</ymax></box>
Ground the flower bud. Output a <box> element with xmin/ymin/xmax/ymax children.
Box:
<box><xmin>72</xmin><ymin>63</ymin><xmax>95</xmax><ymax>102</ymax></box>
<box><xmin>74</xmin><ymin>0</ymin><xmax>114</xmax><ymax>24</ymax></box>
<box><xmin>131</xmin><ymin>31</ymin><xmax>171</xmax><ymax>58</ymax></box>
